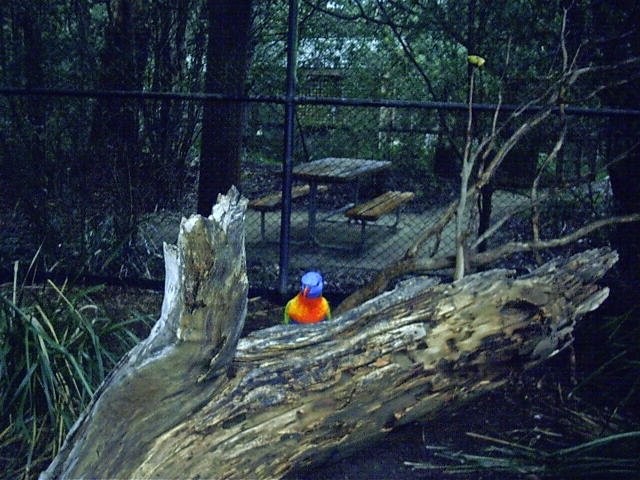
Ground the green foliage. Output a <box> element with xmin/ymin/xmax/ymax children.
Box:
<box><xmin>0</xmin><ymin>268</ymin><xmax>152</xmax><ymax>479</ymax></box>
<box><xmin>1</xmin><ymin>0</ymin><xmax>635</xmax><ymax>280</ymax></box>
<box><xmin>1</xmin><ymin>1</ymin><xmax>205</xmax><ymax>266</ymax></box>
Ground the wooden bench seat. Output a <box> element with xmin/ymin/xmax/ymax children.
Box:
<box><xmin>249</xmin><ymin>184</ymin><xmax>328</xmax><ymax>240</ymax></box>
<box><xmin>345</xmin><ymin>191</ymin><xmax>414</xmax><ymax>250</ymax></box>
<box><xmin>345</xmin><ymin>191</ymin><xmax>415</xmax><ymax>221</ymax></box>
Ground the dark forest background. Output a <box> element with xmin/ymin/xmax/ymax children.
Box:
<box><xmin>1</xmin><ymin>1</ymin><xmax>640</xmax><ymax>478</ymax></box>
<box><xmin>1</xmin><ymin>0</ymin><xmax>639</xmax><ymax>285</ymax></box>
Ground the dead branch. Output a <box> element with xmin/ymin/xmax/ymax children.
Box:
<box><xmin>337</xmin><ymin>212</ymin><xmax>639</xmax><ymax>314</ymax></box>
<box><xmin>472</xmin><ymin>213</ymin><xmax>640</xmax><ymax>266</ymax></box>
<box><xmin>339</xmin><ymin>19</ymin><xmax>639</xmax><ymax>312</ymax></box>
<box><xmin>454</xmin><ymin>67</ymin><xmax>478</xmax><ymax>280</ymax></box>
<box><xmin>404</xmin><ymin>200</ymin><xmax>458</xmax><ymax>259</ymax></box>
<box><xmin>470</xmin><ymin>191</ymin><xmax>550</xmax><ymax>251</ymax></box>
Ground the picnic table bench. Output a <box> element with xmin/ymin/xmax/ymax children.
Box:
<box><xmin>248</xmin><ymin>159</ymin><xmax>412</xmax><ymax>252</ymax></box>
<box><xmin>345</xmin><ymin>190</ymin><xmax>415</xmax><ymax>250</ymax></box>
<box><xmin>248</xmin><ymin>184</ymin><xmax>328</xmax><ymax>241</ymax></box>
<box><xmin>292</xmin><ymin>158</ymin><xmax>392</xmax><ymax>244</ymax></box>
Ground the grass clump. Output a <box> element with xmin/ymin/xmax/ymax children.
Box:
<box><xmin>408</xmin><ymin>430</ymin><xmax>640</xmax><ymax>478</ymax></box>
<box><xmin>0</xmin><ymin>263</ymin><xmax>152</xmax><ymax>480</ymax></box>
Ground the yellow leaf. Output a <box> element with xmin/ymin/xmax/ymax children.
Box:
<box><xmin>467</xmin><ymin>55</ymin><xmax>486</xmax><ymax>67</ymax></box>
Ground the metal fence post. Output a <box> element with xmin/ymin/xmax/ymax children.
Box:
<box><xmin>278</xmin><ymin>0</ymin><xmax>299</xmax><ymax>295</ymax></box>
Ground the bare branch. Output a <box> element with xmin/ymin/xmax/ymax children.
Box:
<box><xmin>531</xmin><ymin>125</ymin><xmax>567</xmax><ymax>259</ymax></box>
<box><xmin>403</xmin><ymin>71</ymin><xmax>637</xmax><ymax>275</ymax></box>
<box><xmin>472</xmin><ymin>213</ymin><xmax>640</xmax><ymax>267</ymax></box>
<box><xmin>404</xmin><ymin>200</ymin><xmax>458</xmax><ymax>259</ymax></box>
<box><xmin>578</xmin><ymin>71</ymin><xmax>640</xmax><ymax>104</ymax></box>
<box><xmin>337</xmin><ymin>213</ymin><xmax>639</xmax><ymax>314</ymax></box>
<box><xmin>561</xmin><ymin>7</ymin><xmax>569</xmax><ymax>72</ymax></box>
<box><xmin>334</xmin><ymin>8</ymin><xmax>640</xmax><ymax>312</ymax></box>
<box><xmin>485</xmin><ymin>36</ymin><xmax>511</xmax><ymax>157</ymax></box>
<box><xmin>532</xmin><ymin>9</ymin><xmax>571</xmax><ymax>264</ymax></box>
<box><xmin>478</xmin><ymin>107</ymin><xmax>554</xmax><ymax>190</ymax></box>
<box><xmin>601</xmin><ymin>140</ymin><xmax>640</xmax><ymax>172</ymax></box>
<box><xmin>470</xmin><ymin>191</ymin><xmax>550</xmax><ymax>251</ymax></box>
<box><xmin>454</xmin><ymin>67</ymin><xmax>478</xmax><ymax>280</ymax></box>
<box><xmin>563</xmin><ymin>55</ymin><xmax>640</xmax><ymax>84</ymax></box>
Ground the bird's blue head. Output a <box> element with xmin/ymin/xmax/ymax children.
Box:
<box><xmin>300</xmin><ymin>271</ymin><xmax>323</xmax><ymax>298</ymax></box>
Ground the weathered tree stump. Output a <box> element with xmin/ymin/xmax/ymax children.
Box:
<box><xmin>41</xmin><ymin>188</ymin><xmax>617</xmax><ymax>480</ymax></box>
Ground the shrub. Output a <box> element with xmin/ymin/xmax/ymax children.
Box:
<box><xmin>0</xmin><ymin>267</ymin><xmax>152</xmax><ymax>479</ymax></box>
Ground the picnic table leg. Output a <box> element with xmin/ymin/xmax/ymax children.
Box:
<box><xmin>391</xmin><ymin>207</ymin><xmax>401</xmax><ymax>229</ymax></box>
<box><xmin>354</xmin><ymin>178</ymin><xmax>361</xmax><ymax>205</ymax></box>
<box><xmin>259</xmin><ymin>212</ymin><xmax>266</xmax><ymax>241</ymax></box>
<box><xmin>307</xmin><ymin>182</ymin><xmax>318</xmax><ymax>242</ymax></box>
<box><xmin>358</xmin><ymin>219</ymin><xmax>366</xmax><ymax>252</ymax></box>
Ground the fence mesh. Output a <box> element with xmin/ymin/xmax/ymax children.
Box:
<box><xmin>0</xmin><ymin>86</ymin><xmax>633</xmax><ymax>296</ymax></box>
<box><xmin>242</xmin><ymin>101</ymin><xmax>624</xmax><ymax>294</ymax></box>
<box><xmin>0</xmin><ymin>2</ymin><xmax>636</xmax><ymax>297</ymax></box>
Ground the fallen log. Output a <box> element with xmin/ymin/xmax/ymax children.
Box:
<box><xmin>41</xmin><ymin>188</ymin><xmax>617</xmax><ymax>480</ymax></box>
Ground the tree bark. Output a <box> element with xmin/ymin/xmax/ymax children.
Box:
<box><xmin>41</xmin><ymin>189</ymin><xmax>617</xmax><ymax>480</ymax></box>
<box><xmin>89</xmin><ymin>0</ymin><xmax>149</xmax><ymax>232</ymax></box>
<box><xmin>594</xmin><ymin>1</ymin><xmax>640</xmax><ymax>284</ymax></box>
<box><xmin>197</xmin><ymin>0</ymin><xmax>253</xmax><ymax>215</ymax></box>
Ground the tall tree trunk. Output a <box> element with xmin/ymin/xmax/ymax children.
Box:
<box><xmin>16</xmin><ymin>3</ymin><xmax>49</xmax><ymax>240</ymax></box>
<box><xmin>607</xmin><ymin>125</ymin><xmax>640</xmax><ymax>282</ymax></box>
<box><xmin>41</xmin><ymin>189</ymin><xmax>616</xmax><ymax>480</ymax></box>
<box><xmin>593</xmin><ymin>1</ymin><xmax>640</xmax><ymax>284</ymax></box>
<box><xmin>89</xmin><ymin>0</ymin><xmax>148</xmax><ymax>236</ymax></box>
<box><xmin>197</xmin><ymin>0</ymin><xmax>252</xmax><ymax>215</ymax></box>
<box><xmin>143</xmin><ymin>0</ymin><xmax>192</xmax><ymax>204</ymax></box>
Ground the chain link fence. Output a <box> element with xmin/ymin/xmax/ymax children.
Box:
<box><xmin>0</xmin><ymin>3</ymin><xmax>637</xmax><ymax>297</ymax></box>
<box><xmin>0</xmin><ymin>92</ymin><xmax>627</xmax><ymax>295</ymax></box>
<box><xmin>241</xmin><ymin>99</ymin><xmax>626</xmax><ymax>295</ymax></box>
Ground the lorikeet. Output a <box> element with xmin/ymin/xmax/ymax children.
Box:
<box><xmin>284</xmin><ymin>271</ymin><xmax>331</xmax><ymax>324</ymax></box>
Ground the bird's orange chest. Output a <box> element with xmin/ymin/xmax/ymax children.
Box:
<box><xmin>288</xmin><ymin>294</ymin><xmax>328</xmax><ymax>324</ymax></box>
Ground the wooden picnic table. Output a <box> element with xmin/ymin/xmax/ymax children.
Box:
<box><xmin>292</xmin><ymin>157</ymin><xmax>392</xmax><ymax>242</ymax></box>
